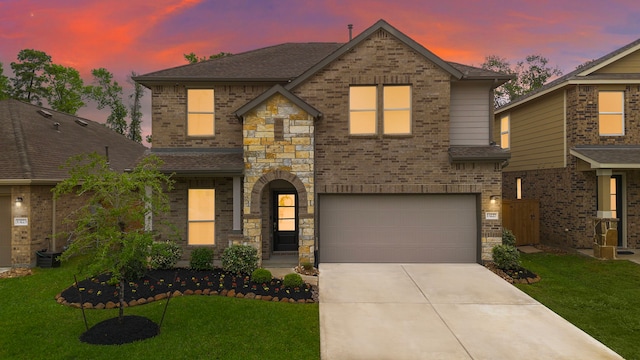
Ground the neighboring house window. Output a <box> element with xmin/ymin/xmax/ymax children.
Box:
<box><xmin>500</xmin><ymin>114</ymin><xmax>510</xmax><ymax>149</ymax></box>
<box><xmin>383</xmin><ymin>86</ymin><xmax>411</xmax><ymax>135</ymax></box>
<box><xmin>349</xmin><ymin>86</ymin><xmax>377</xmax><ymax>134</ymax></box>
<box><xmin>598</xmin><ymin>91</ymin><xmax>624</xmax><ymax>136</ymax></box>
<box><xmin>350</xmin><ymin>85</ymin><xmax>412</xmax><ymax>135</ymax></box>
<box><xmin>516</xmin><ymin>177</ymin><xmax>522</xmax><ymax>199</ymax></box>
<box><xmin>187</xmin><ymin>89</ymin><xmax>215</xmax><ymax>136</ymax></box>
<box><xmin>188</xmin><ymin>189</ymin><xmax>215</xmax><ymax>245</ymax></box>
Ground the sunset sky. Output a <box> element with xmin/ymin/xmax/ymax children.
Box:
<box><xmin>1</xmin><ymin>0</ymin><xmax>639</xmax><ymax>143</ymax></box>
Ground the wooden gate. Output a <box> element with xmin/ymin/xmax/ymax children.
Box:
<box><xmin>502</xmin><ymin>199</ymin><xmax>540</xmax><ymax>246</ymax></box>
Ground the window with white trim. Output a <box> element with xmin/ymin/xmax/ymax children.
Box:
<box><xmin>598</xmin><ymin>91</ymin><xmax>624</xmax><ymax>136</ymax></box>
<box><xmin>188</xmin><ymin>189</ymin><xmax>215</xmax><ymax>245</ymax></box>
<box><xmin>187</xmin><ymin>89</ymin><xmax>215</xmax><ymax>136</ymax></box>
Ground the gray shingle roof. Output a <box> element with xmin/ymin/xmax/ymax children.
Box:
<box><xmin>448</xmin><ymin>146</ymin><xmax>511</xmax><ymax>162</ymax></box>
<box><xmin>0</xmin><ymin>99</ymin><xmax>147</xmax><ymax>182</ymax></box>
<box><xmin>135</xmin><ymin>43</ymin><xmax>343</xmax><ymax>84</ymax></box>
<box><xmin>135</xmin><ymin>20</ymin><xmax>510</xmax><ymax>87</ymax></box>
<box><xmin>150</xmin><ymin>148</ymin><xmax>243</xmax><ymax>175</ymax></box>
<box><xmin>570</xmin><ymin>145</ymin><xmax>640</xmax><ymax>168</ymax></box>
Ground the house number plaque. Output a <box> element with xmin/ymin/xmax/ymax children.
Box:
<box><xmin>14</xmin><ymin>217</ymin><xmax>28</xmax><ymax>226</ymax></box>
<box><xmin>485</xmin><ymin>212</ymin><xmax>499</xmax><ymax>220</ymax></box>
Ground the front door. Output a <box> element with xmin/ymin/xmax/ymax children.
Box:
<box><xmin>611</xmin><ymin>175</ymin><xmax>624</xmax><ymax>247</ymax></box>
<box><xmin>0</xmin><ymin>196</ymin><xmax>11</xmax><ymax>266</ymax></box>
<box><xmin>273</xmin><ymin>192</ymin><xmax>298</xmax><ymax>252</ymax></box>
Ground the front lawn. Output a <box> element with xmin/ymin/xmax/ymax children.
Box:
<box><xmin>516</xmin><ymin>252</ymin><xmax>640</xmax><ymax>359</ymax></box>
<box><xmin>0</xmin><ymin>262</ymin><xmax>319</xmax><ymax>360</ymax></box>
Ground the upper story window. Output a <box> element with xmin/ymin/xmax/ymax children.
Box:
<box><xmin>187</xmin><ymin>89</ymin><xmax>215</xmax><ymax>136</ymax></box>
<box><xmin>598</xmin><ymin>91</ymin><xmax>624</xmax><ymax>136</ymax></box>
<box><xmin>349</xmin><ymin>86</ymin><xmax>377</xmax><ymax>135</ymax></box>
<box><xmin>500</xmin><ymin>114</ymin><xmax>510</xmax><ymax>149</ymax></box>
<box><xmin>349</xmin><ymin>85</ymin><xmax>412</xmax><ymax>135</ymax></box>
<box><xmin>383</xmin><ymin>86</ymin><xmax>411</xmax><ymax>135</ymax></box>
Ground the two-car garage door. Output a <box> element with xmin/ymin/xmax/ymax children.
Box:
<box><xmin>318</xmin><ymin>194</ymin><xmax>478</xmax><ymax>263</ymax></box>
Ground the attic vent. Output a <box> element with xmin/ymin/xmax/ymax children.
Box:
<box><xmin>376</xmin><ymin>29</ymin><xmax>388</xmax><ymax>39</ymax></box>
<box><xmin>37</xmin><ymin>109</ymin><xmax>52</xmax><ymax>118</ymax></box>
<box><xmin>75</xmin><ymin>119</ymin><xmax>88</xmax><ymax>127</ymax></box>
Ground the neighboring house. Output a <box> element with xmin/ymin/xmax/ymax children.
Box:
<box><xmin>0</xmin><ymin>99</ymin><xmax>147</xmax><ymax>267</ymax></box>
<box><xmin>134</xmin><ymin>19</ymin><xmax>511</xmax><ymax>266</ymax></box>
<box><xmin>495</xmin><ymin>38</ymin><xmax>640</xmax><ymax>250</ymax></box>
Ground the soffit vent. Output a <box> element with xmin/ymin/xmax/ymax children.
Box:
<box><xmin>75</xmin><ymin>119</ymin><xmax>88</xmax><ymax>127</ymax></box>
<box><xmin>37</xmin><ymin>109</ymin><xmax>52</xmax><ymax>118</ymax></box>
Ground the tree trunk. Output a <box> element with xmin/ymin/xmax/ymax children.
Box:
<box><xmin>119</xmin><ymin>278</ymin><xmax>125</xmax><ymax>323</ymax></box>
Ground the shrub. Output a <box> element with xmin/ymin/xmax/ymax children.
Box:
<box><xmin>492</xmin><ymin>244</ymin><xmax>521</xmax><ymax>270</ymax></box>
<box><xmin>283</xmin><ymin>273</ymin><xmax>304</xmax><ymax>288</ymax></box>
<box><xmin>221</xmin><ymin>245</ymin><xmax>258</xmax><ymax>274</ymax></box>
<box><xmin>301</xmin><ymin>262</ymin><xmax>314</xmax><ymax>271</ymax></box>
<box><xmin>251</xmin><ymin>268</ymin><xmax>272</xmax><ymax>284</ymax></box>
<box><xmin>150</xmin><ymin>241</ymin><xmax>183</xmax><ymax>270</ymax></box>
<box><xmin>502</xmin><ymin>228</ymin><xmax>517</xmax><ymax>247</ymax></box>
<box><xmin>190</xmin><ymin>247</ymin><xmax>214</xmax><ymax>271</ymax></box>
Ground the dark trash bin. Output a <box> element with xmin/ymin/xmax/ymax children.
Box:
<box><xmin>36</xmin><ymin>250</ymin><xmax>62</xmax><ymax>268</ymax></box>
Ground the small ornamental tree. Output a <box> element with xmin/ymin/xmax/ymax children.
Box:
<box><xmin>53</xmin><ymin>153</ymin><xmax>174</xmax><ymax>323</ymax></box>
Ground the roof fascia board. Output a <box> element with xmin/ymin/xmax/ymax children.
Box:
<box><xmin>0</xmin><ymin>179</ymin><xmax>62</xmax><ymax>185</ymax></box>
<box><xmin>286</xmin><ymin>19</ymin><xmax>463</xmax><ymax>90</ymax></box>
<box><xmin>234</xmin><ymin>84</ymin><xmax>321</xmax><ymax>119</ymax></box>
<box><xmin>577</xmin><ymin>44</ymin><xmax>640</xmax><ymax>76</ymax></box>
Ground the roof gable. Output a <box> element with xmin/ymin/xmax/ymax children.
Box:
<box><xmin>234</xmin><ymin>84</ymin><xmax>321</xmax><ymax>119</ymax></box>
<box><xmin>286</xmin><ymin>19</ymin><xmax>464</xmax><ymax>90</ymax></box>
<box><xmin>497</xmin><ymin>37</ymin><xmax>640</xmax><ymax>113</ymax></box>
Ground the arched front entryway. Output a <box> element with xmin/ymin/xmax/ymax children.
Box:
<box><xmin>245</xmin><ymin>170</ymin><xmax>314</xmax><ymax>265</ymax></box>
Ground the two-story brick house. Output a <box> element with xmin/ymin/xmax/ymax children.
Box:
<box><xmin>495</xmin><ymin>38</ymin><xmax>640</xmax><ymax>251</ymax></box>
<box><xmin>135</xmin><ymin>19</ymin><xmax>511</xmax><ymax>266</ymax></box>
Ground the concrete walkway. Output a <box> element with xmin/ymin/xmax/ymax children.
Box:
<box><xmin>319</xmin><ymin>263</ymin><xmax>622</xmax><ymax>360</ymax></box>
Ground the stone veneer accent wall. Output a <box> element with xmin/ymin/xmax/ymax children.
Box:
<box><xmin>242</xmin><ymin>94</ymin><xmax>315</xmax><ymax>265</ymax></box>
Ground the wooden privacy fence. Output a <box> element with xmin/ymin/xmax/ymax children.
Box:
<box><xmin>502</xmin><ymin>199</ymin><xmax>540</xmax><ymax>246</ymax></box>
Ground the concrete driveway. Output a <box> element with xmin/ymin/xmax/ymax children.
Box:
<box><xmin>319</xmin><ymin>263</ymin><xmax>622</xmax><ymax>360</ymax></box>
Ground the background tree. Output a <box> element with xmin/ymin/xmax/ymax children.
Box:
<box><xmin>10</xmin><ymin>49</ymin><xmax>52</xmax><ymax>105</ymax></box>
<box><xmin>43</xmin><ymin>64</ymin><xmax>85</xmax><ymax>115</ymax></box>
<box><xmin>482</xmin><ymin>54</ymin><xmax>563</xmax><ymax>107</ymax></box>
<box><xmin>85</xmin><ymin>68</ymin><xmax>128</xmax><ymax>135</ymax></box>
<box><xmin>127</xmin><ymin>71</ymin><xmax>144</xmax><ymax>143</ymax></box>
<box><xmin>0</xmin><ymin>62</ymin><xmax>10</xmax><ymax>100</ymax></box>
<box><xmin>54</xmin><ymin>153</ymin><xmax>174</xmax><ymax>322</ymax></box>
<box><xmin>183</xmin><ymin>51</ymin><xmax>232</xmax><ymax>63</ymax></box>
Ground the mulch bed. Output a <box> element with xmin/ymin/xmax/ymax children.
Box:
<box><xmin>485</xmin><ymin>262</ymin><xmax>541</xmax><ymax>284</ymax></box>
<box><xmin>79</xmin><ymin>315</ymin><xmax>159</xmax><ymax>345</ymax></box>
<box><xmin>56</xmin><ymin>268</ymin><xmax>317</xmax><ymax>309</ymax></box>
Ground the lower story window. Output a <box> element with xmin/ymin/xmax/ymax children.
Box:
<box><xmin>188</xmin><ymin>189</ymin><xmax>215</xmax><ymax>245</ymax></box>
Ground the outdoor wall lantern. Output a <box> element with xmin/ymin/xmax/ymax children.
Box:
<box><xmin>490</xmin><ymin>195</ymin><xmax>499</xmax><ymax>204</ymax></box>
<box><xmin>15</xmin><ymin>197</ymin><xmax>23</xmax><ymax>206</ymax></box>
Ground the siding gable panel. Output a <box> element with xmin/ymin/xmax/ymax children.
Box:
<box><xmin>450</xmin><ymin>83</ymin><xmax>490</xmax><ymax>145</ymax></box>
<box><xmin>506</xmin><ymin>91</ymin><xmax>565</xmax><ymax>171</ymax></box>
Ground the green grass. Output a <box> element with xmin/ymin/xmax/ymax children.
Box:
<box><xmin>515</xmin><ymin>252</ymin><xmax>640</xmax><ymax>359</ymax></box>
<box><xmin>0</xmin><ymin>261</ymin><xmax>319</xmax><ymax>360</ymax></box>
